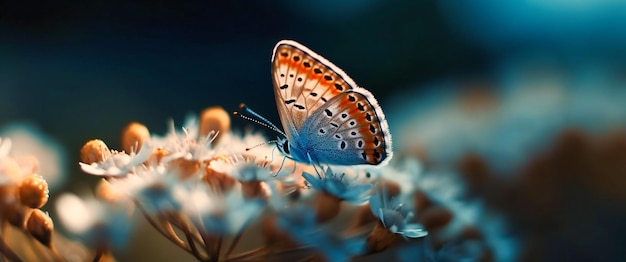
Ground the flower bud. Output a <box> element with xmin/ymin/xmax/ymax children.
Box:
<box><xmin>199</xmin><ymin>106</ymin><xmax>230</xmax><ymax>144</ymax></box>
<box><xmin>121</xmin><ymin>122</ymin><xmax>150</xmax><ymax>153</ymax></box>
<box><xmin>26</xmin><ymin>209</ymin><xmax>54</xmax><ymax>247</ymax></box>
<box><xmin>19</xmin><ymin>173</ymin><xmax>49</xmax><ymax>209</ymax></box>
<box><xmin>80</xmin><ymin>139</ymin><xmax>111</xmax><ymax>164</ymax></box>
<box><xmin>96</xmin><ymin>178</ymin><xmax>121</xmax><ymax>202</ymax></box>
<box><xmin>148</xmin><ymin>147</ymin><xmax>169</xmax><ymax>165</ymax></box>
<box><xmin>3</xmin><ymin>200</ymin><xmax>27</xmax><ymax>228</ymax></box>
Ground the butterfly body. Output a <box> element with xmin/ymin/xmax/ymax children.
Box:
<box><xmin>271</xmin><ymin>40</ymin><xmax>392</xmax><ymax>166</ymax></box>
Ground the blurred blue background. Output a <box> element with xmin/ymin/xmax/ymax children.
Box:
<box><xmin>3</xmin><ymin>0</ymin><xmax>626</xmax><ymax>261</ymax></box>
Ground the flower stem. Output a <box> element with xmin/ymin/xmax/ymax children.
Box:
<box><xmin>0</xmin><ymin>235</ymin><xmax>22</xmax><ymax>262</ymax></box>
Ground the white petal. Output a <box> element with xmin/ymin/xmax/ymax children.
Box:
<box><xmin>0</xmin><ymin>138</ymin><xmax>11</xmax><ymax>158</ymax></box>
<box><xmin>55</xmin><ymin>194</ymin><xmax>97</xmax><ymax>234</ymax></box>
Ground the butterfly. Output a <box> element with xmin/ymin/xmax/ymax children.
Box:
<box><xmin>267</xmin><ymin>40</ymin><xmax>392</xmax><ymax>167</ymax></box>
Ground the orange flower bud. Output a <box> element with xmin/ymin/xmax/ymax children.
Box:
<box><xmin>19</xmin><ymin>174</ymin><xmax>49</xmax><ymax>209</ymax></box>
<box><xmin>121</xmin><ymin>122</ymin><xmax>150</xmax><ymax>153</ymax></box>
<box><xmin>199</xmin><ymin>106</ymin><xmax>230</xmax><ymax>143</ymax></box>
<box><xmin>80</xmin><ymin>139</ymin><xmax>111</xmax><ymax>164</ymax></box>
<box><xmin>26</xmin><ymin>209</ymin><xmax>54</xmax><ymax>247</ymax></box>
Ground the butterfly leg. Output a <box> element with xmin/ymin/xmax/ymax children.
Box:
<box><xmin>306</xmin><ymin>152</ymin><xmax>325</xmax><ymax>179</ymax></box>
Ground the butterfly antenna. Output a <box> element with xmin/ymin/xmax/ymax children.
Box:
<box><xmin>234</xmin><ymin>104</ymin><xmax>287</xmax><ymax>137</ymax></box>
<box><xmin>245</xmin><ymin>139</ymin><xmax>277</xmax><ymax>151</ymax></box>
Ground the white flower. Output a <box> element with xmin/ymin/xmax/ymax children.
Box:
<box><xmin>154</xmin><ymin>120</ymin><xmax>217</xmax><ymax>163</ymax></box>
<box><xmin>79</xmin><ymin>143</ymin><xmax>155</xmax><ymax>177</ymax></box>
<box><xmin>0</xmin><ymin>137</ymin><xmax>11</xmax><ymax>159</ymax></box>
<box><xmin>176</xmin><ymin>184</ymin><xmax>264</xmax><ymax>235</ymax></box>
<box><xmin>55</xmin><ymin>193</ymin><xmax>132</xmax><ymax>249</ymax></box>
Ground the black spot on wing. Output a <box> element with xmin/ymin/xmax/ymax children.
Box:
<box><xmin>373</xmin><ymin>150</ymin><xmax>381</xmax><ymax>160</ymax></box>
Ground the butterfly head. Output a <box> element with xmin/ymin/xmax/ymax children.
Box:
<box><xmin>276</xmin><ymin>136</ymin><xmax>292</xmax><ymax>158</ymax></box>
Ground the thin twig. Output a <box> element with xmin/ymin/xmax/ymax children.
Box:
<box><xmin>166</xmin><ymin>212</ymin><xmax>203</xmax><ymax>259</ymax></box>
<box><xmin>223</xmin><ymin>247</ymin><xmax>268</xmax><ymax>261</ymax></box>
<box><xmin>224</xmin><ymin>229</ymin><xmax>245</xmax><ymax>257</ymax></box>
<box><xmin>213</xmin><ymin>236</ymin><xmax>223</xmax><ymax>262</ymax></box>
<box><xmin>166</xmin><ymin>212</ymin><xmax>206</xmax><ymax>252</ymax></box>
<box><xmin>134</xmin><ymin>201</ymin><xmax>186</xmax><ymax>248</ymax></box>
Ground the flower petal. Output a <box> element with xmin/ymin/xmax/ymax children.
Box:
<box><xmin>401</xmin><ymin>223</ymin><xmax>428</xmax><ymax>238</ymax></box>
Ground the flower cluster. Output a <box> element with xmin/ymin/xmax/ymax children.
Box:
<box><xmin>0</xmin><ymin>138</ymin><xmax>59</xmax><ymax>261</ymax></box>
<box><xmin>57</xmin><ymin>106</ymin><xmax>492</xmax><ymax>261</ymax></box>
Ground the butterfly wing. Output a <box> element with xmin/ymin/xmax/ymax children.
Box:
<box><xmin>272</xmin><ymin>40</ymin><xmax>357</xmax><ymax>140</ymax></box>
<box><xmin>300</xmin><ymin>90</ymin><xmax>392</xmax><ymax>166</ymax></box>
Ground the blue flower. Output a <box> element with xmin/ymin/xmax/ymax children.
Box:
<box><xmin>369</xmin><ymin>185</ymin><xmax>427</xmax><ymax>239</ymax></box>
<box><xmin>302</xmin><ymin>167</ymin><xmax>372</xmax><ymax>205</ymax></box>
<box><xmin>276</xmin><ymin>204</ymin><xmax>366</xmax><ymax>262</ymax></box>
